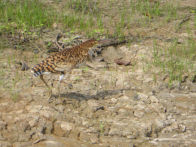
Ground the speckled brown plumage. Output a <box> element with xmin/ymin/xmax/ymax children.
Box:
<box><xmin>31</xmin><ymin>39</ymin><xmax>98</xmax><ymax>98</ymax></box>
<box><xmin>32</xmin><ymin>39</ymin><xmax>97</xmax><ymax>76</ymax></box>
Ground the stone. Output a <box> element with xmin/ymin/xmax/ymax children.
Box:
<box><xmin>61</xmin><ymin>122</ymin><xmax>73</xmax><ymax>132</ymax></box>
<box><xmin>178</xmin><ymin>124</ymin><xmax>186</xmax><ymax>132</ymax></box>
<box><xmin>54</xmin><ymin>121</ymin><xmax>74</xmax><ymax>137</ymax></box>
<box><xmin>29</xmin><ymin>116</ymin><xmax>39</xmax><ymax>127</ymax></box>
<box><xmin>119</xmin><ymin>95</ymin><xmax>129</xmax><ymax>101</ymax></box>
<box><xmin>26</xmin><ymin>105</ymin><xmax>43</xmax><ymax>113</ymax></box>
<box><xmin>40</xmin><ymin>140</ymin><xmax>65</xmax><ymax>147</ymax></box>
<box><xmin>111</xmin><ymin>98</ymin><xmax>118</xmax><ymax>103</ymax></box>
<box><xmin>143</xmin><ymin>77</ymin><xmax>153</xmax><ymax>83</ymax></box>
<box><xmin>137</xmin><ymin>93</ymin><xmax>148</xmax><ymax>99</ymax></box>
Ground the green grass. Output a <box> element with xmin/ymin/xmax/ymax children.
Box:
<box><xmin>130</xmin><ymin>0</ymin><xmax>162</xmax><ymax>18</ymax></box>
<box><xmin>0</xmin><ymin>0</ymin><xmax>179</xmax><ymax>39</ymax></box>
<box><xmin>0</xmin><ymin>0</ymin><xmax>195</xmax><ymax>98</ymax></box>
<box><xmin>67</xmin><ymin>0</ymin><xmax>99</xmax><ymax>14</ymax></box>
<box><xmin>129</xmin><ymin>0</ymin><xmax>178</xmax><ymax>20</ymax></box>
<box><xmin>152</xmin><ymin>37</ymin><xmax>196</xmax><ymax>84</ymax></box>
<box><xmin>0</xmin><ymin>0</ymin><xmax>54</xmax><ymax>32</ymax></box>
<box><xmin>65</xmin><ymin>0</ymin><xmax>103</xmax><ymax>37</ymax></box>
<box><xmin>0</xmin><ymin>0</ymin><xmax>102</xmax><ymax>38</ymax></box>
<box><xmin>61</xmin><ymin>14</ymin><xmax>94</xmax><ymax>32</ymax></box>
<box><xmin>195</xmin><ymin>11</ymin><xmax>196</xmax><ymax>27</ymax></box>
<box><xmin>0</xmin><ymin>69</ymin><xmax>6</xmax><ymax>88</ymax></box>
<box><xmin>99</xmin><ymin>121</ymin><xmax>105</xmax><ymax>135</ymax></box>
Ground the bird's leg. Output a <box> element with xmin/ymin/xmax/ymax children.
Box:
<box><xmin>40</xmin><ymin>75</ymin><xmax>52</xmax><ymax>98</ymax></box>
<box><xmin>58</xmin><ymin>72</ymin><xmax>65</xmax><ymax>97</ymax></box>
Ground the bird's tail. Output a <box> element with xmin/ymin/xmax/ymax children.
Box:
<box><xmin>31</xmin><ymin>63</ymin><xmax>45</xmax><ymax>77</ymax></box>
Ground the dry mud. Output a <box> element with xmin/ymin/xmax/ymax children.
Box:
<box><xmin>0</xmin><ymin>0</ymin><xmax>196</xmax><ymax>146</ymax></box>
<box><xmin>0</xmin><ymin>35</ymin><xmax>196</xmax><ymax>147</ymax></box>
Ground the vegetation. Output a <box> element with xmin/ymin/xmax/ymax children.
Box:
<box><xmin>0</xmin><ymin>0</ymin><xmax>195</xmax><ymax>90</ymax></box>
<box><xmin>0</xmin><ymin>0</ymin><xmax>53</xmax><ymax>31</ymax></box>
<box><xmin>0</xmin><ymin>0</ymin><xmax>180</xmax><ymax>37</ymax></box>
<box><xmin>152</xmin><ymin>38</ymin><xmax>196</xmax><ymax>84</ymax></box>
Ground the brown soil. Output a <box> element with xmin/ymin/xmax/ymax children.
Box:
<box><xmin>0</xmin><ymin>0</ymin><xmax>196</xmax><ymax>147</ymax></box>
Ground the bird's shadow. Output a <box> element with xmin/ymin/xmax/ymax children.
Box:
<box><xmin>53</xmin><ymin>88</ymin><xmax>129</xmax><ymax>101</ymax></box>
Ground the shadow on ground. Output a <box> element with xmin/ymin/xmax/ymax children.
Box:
<box><xmin>53</xmin><ymin>88</ymin><xmax>130</xmax><ymax>100</ymax></box>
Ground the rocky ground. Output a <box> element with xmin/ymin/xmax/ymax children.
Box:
<box><xmin>0</xmin><ymin>0</ymin><xmax>196</xmax><ymax>147</ymax></box>
<box><xmin>0</xmin><ymin>33</ymin><xmax>196</xmax><ymax>147</ymax></box>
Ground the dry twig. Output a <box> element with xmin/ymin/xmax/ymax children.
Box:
<box><xmin>55</xmin><ymin>33</ymin><xmax>64</xmax><ymax>51</ymax></box>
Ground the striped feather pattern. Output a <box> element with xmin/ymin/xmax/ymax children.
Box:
<box><xmin>31</xmin><ymin>39</ymin><xmax>97</xmax><ymax>77</ymax></box>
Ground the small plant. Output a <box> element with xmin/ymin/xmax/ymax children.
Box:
<box><xmin>82</xmin><ymin>66</ymin><xmax>89</xmax><ymax>72</ymax></box>
<box><xmin>67</xmin><ymin>0</ymin><xmax>99</xmax><ymax>14</ymax></box>
<box><xmin>74</xmin><ymin>76</ymin><xmax>80</xmax><ymax>81</ymax></box>
<box><xmin>164</xmin><ymin>2</ymin><xmax>178</xmax><ymax>22</ymax></box>
<box><xmin>130</xmin><ymin>0</ymin><xmax>161</xmax><ymax>18</ymax></box>
<box><xmin>152</xmin><ymin>37</ymin><xmax>196</xmax><ymax>85</ymax></box>
<box><xmin>10</xmin><ymin>90</ymin><xmax>19</xmax><ymax>102</ymax></box>
<box><xmin>47</xmin><ymin>41</ymin><xmax>52</xmax><ymax>48</ymax></box>
<box><xmin>0</xmin><ymin>69</ymin><xmax>6</xmax><ymax>88</ymax></box>
<box><xmin>114</xmin><ymin>11</ymin><xmax>126</xmax><ymax>39</ymax></box>
<box><xmin>129</xmin><ymin>0</ymin><xmax>178</xmax><ymax>26</ymax></box>
<box><xmin>99</xmin><ymin>121</ymin><xmax>105</xmax><ymax>135</ymax></box>
<box><xmin>152</xmin><ymin>41</ymin><xmax>162</xmax><ymax>66</ymax></box>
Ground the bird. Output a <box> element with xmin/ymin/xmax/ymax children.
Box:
<box><xmin>31</xmin><ymin>39</ymin><xmax>98</xmax><ymax>99</ymax></box>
